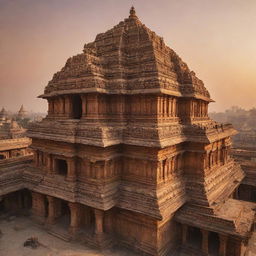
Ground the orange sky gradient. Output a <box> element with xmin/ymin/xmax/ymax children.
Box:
<box><xmin>0</xmin><ymin>0</ymin><xmax>255</xmax><ymax>113</ymax></box>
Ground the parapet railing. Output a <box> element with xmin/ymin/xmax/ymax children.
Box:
<box><xmin>0</xmin><ymin>154</ymin><xmax>33</xmax><ymax>168</ymax></box>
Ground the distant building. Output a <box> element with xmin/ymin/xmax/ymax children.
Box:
<box><xmin>0</xmin><ymin>119</ymin><xmax>31</xmax><ymax>159</ymax></box>
<box><xmin>17</xmin><ymin>104</ymin><xmax>27</xmax><ymax>119</ymax></box>
<box><xmin>232</xmin><ymin>129</ymin><xmax>256</xmax><ymax>203</ymax></box>
<box><xmin>0</xmin><ymin>107</ymin><xmax>7</xmax><ymax>123</ymax></box>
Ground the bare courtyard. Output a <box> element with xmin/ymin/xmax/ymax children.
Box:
<box><xmin>0</xmin><ymin>215</ymin><xmax>138</xmax><ymax>256</ymax></box>
<box><xmin>1</xmin><ymin>214</ymin><xmax>256</xmax><ymax>256</ymax></box>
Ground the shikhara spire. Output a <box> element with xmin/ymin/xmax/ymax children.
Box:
<box><xmin>26</xmin><ymin>7</ymin><xmax>256</xmax><ymax>256</ymax></box>
<box><xmin>129</xmin><ymin>6</ymin><xmax>137</xmax><ymax>18</ymax></box>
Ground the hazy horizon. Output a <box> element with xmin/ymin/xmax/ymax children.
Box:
<box><xmin>1</xmin><ymin>0</ymin><xmax>255</xmax><ymax>113</ymax></box>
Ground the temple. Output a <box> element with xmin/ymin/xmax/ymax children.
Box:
<box><xmin>0</xmin><ymin>7</ymin><xmax>255</xmax><ymax>256</ymax></box>
<box><xmin>17</xmin><ymin>104</ymin><xmax>27</xmax><ymax>120</ymax></box>
<box><xmin>232</xmin><ymin>130</ymin><xmax>256</xmax><ymax>204</ymax></box>
<box><xmin>0</xmin><ymin>107</ymin><xmax>8</xmax><ymax>124</ymax></box>
<box><xmin>0</xmin><ymin>117</ymin><xmax>32</xmax><ymax>214</ymax></box>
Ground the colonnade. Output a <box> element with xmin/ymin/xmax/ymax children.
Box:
<box><xmin>31</xmin><ymin>192</ymin><xmax>105</xmax><ymax>237</ymax></box>
<box><xmin>159</xmin><ymin>154</ymin><xmax>183</xmax><ymax>181</ymax></box>
<box><xmin>0</xmin><ymin>148</ymin><xmax>28</xmax><ymax>160</ymax></box>
<box><xmin>204</xmin><ymin>146</ymin><xmax>231</xmax><ymax>170</ymax></box>
<box><xmin>190</xmin><ymin>100</ymin><xmax>208</xmax><ymax>118</ymax></box>
<box><xmin>181</xmin><ymin>224</ymin><xmax>243</xmax><ymax>256</ymax></box>
<box><xmin>157</xmin><ymin>95</ymin><xmax>178</xmax><ymax>118</ymax></box>
<box><xmin>33</xmin><ymin>151</ymin><xmax>76</xmax><ymax>181</ymax></box>
<box><xmin>47</xmin><ymin>94</ymin><xmax>183</xmax><ymax>120</ymax></box>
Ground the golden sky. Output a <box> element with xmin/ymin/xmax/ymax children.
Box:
<box><xmin>0</xmin><ymin>0</ymin><xmax>255</xmax><ymax>113</ymax></box>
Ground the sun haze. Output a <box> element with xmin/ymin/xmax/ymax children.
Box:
<box><xmin>0</xmin><ymin>0</ymin><xmax>255</xmax><ymax>112</ymax></box>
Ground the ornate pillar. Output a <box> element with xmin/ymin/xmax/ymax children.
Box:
<box><xmin>93</xmin><ymin>94</ymin><xmax>99</xmax><ymax>119</ymax></box>
<box><xmin>67</xmin><ymin>158</ymin><xmax>76</xmax><ymax>182</ymax></box>
<box><xmin>38</xmin><ymin>151</ymin><xmax>42</xmax><ymax>167</ymax></box>
<box><xmin>46</xmin><ymin>196</ymin><xmax>60</xmax><ymax>225</ymax></box>
<box><xmin>46</xmin><ymin>154</ymin><xmax>52</xmax><ymax>174</ymax></box>
<box><xmin>51</xmin><ymin>157</ymin><xmax>57</xmax><ymax>175</ymax></box>
<box><xmin>182</xmin><ymin>224</ymin><xmax>188</xmax><ymax>244</ymax></box>
<box><xmin>163</xmin><ymin>96</ymin><xmax>166</xmax><ymax>117</ymax></box>
<box><xmin>64</xmin><ymin>96</ymin><xmax>71</xmax><ymax>118</ymax></box>
<box><xmin>219</xmin><ymin>234</ymin><xmax>228</xmax><ymax>256</ymax></box>
<box><xmin>168</xmin><ymin>98</ymin><xmax>172</xmax><ymax>117</ymax></box>
<box><xmin>94</xmin><ymin>209</ymin><xmax>104</xmax><ymax>235</ymax></box>
<box><xmin>81</xmin><ymin>95</ymin><xmax>87</xmax><ymax>117</ymax></box>
<box><xmin>31</xmin><ymin>192</ymin><xmax>46</xmax><ymax>224</ymax></box>
<box><xmin>33</xmin><ymin>150</ymin><xmax>38</xmax><ymax>166</ymax></box>
<box><xmin>201</xmin><ymin>230</ymin><xmax>209</xmax><ymax>254</ymax></box>
<box><xmin>174</xmin><ymin>98</ymin><xmax>178</xmax><ymax>117</ymax></box>
<box><xmin>68</xmin><ymin>202</ymin><xmax>81</xmax><ymax>235</ymax></box>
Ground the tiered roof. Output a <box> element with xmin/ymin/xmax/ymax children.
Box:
<box><xmin>41</xmin><ymin>7</ymin><xmax>211</xmax><ymax>102</ymax></box>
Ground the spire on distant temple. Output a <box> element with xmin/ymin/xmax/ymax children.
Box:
<box><xmin>129</xmin><ymin>6</ymin><xmax>138</xmax><ymax>19</ymax></box>
<box><xmin>0</xmin><ymin>107</ymin><xmax>7</xmax><ymax>119</ymax></box>
<box><xmin>18</xmin><ymin>104</ymin><xmax>26</xmax><ymax>119</ymax></box>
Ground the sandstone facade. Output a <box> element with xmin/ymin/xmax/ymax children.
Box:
<box><xmin>0</xmin><ymin>7</ymin><xmax>255</xmax><ymax>256</ymax></box>
<box><xmin>231</xmin><ymin>130</ymin><xmax>256</xmax><ymax>204</ymax></box>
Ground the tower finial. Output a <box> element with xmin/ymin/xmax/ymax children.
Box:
<box><xmin>129</xmin><ymin>6</ymin><xmax>137</xmax><ymax>18</ymax></box>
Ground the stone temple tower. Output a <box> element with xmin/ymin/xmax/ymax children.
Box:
<box><xmin>18</xmin><ymin>105</ymin><xmax>27</xmax><ymax>119</ymax></box>
<box><xmin>27</xmin><ymin>7</ymin><xmax>255</xmax><ymax>256</ymax></box>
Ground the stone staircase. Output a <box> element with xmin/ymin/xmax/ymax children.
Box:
<box><xmin>178</xmin><ymin>245</ymin><xmax>207</xmax><ymax>256</ymax></box>
<box><xmin>47</xmin><ymin>225</ymin><xmax>71</xmax><ymax>242</ymax></box>
<box><xmin>77</xmin><ymin>229</ymin><xmax>113</xmax><ymax>249</ymax></box>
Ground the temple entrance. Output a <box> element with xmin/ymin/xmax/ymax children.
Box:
<box><xmin>60</xmin><ymin>200</ymin><xmax>70</xmax><ymax>228</ymax></box>
<box><xmin>20</xmin><ymin>189</ymin><xmax>32</xmax><ymax>210</ymax></box>
<box><xmin>0</xmin><ymin>189</ymin><xmax>32</xmax><ymax>214</ymax></box>
<box><xmin>44</xmin><ymin>197</ymin><xmax>49</xmax><ymax>218</ymax></box>
<box><xmin>208</xmin><ymin>232</ymin><xmax>220</xmax><ymax>255</ymax></box>
<box><xmin>72</xmin><ymin>95</ymin><xmax>82</xmax><ymax>119</ymax></box>
<box><xmin>80</xmin><ymin>205</ymin><xmax>95</xmax><ymax>231</ymax></box>
<box><xmin>187</xmin><ymin>226</ymin><xmax>202</xmax><ymax>249</ymax></box>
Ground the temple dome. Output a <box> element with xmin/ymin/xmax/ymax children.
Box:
<box><xmin>42</xmin><ymin>7</ymin><xmax>211</xmax><ymax>102</ymax></box>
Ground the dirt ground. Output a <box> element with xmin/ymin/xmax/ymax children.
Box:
<box><xmin>1</xmin><ymin>215</ymin><xmax>256</xmax><ymax>256</ymax></box>
<box><xmin>246</xmin><ymin>232</ymin><xmax>256</xmax><ymax>256</ymax></box>
<box><xmin>0</xmin><ymin>215</ymin><xmax>137</xmax><ymax>256</ymax></box>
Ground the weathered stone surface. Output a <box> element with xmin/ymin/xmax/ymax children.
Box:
<box><xmin>1</xmin><ymin>7</ymin><xmax>255</xmax><ymax>256</ymax></box>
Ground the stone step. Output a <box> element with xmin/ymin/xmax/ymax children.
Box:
<box><xmin>178</xmin><ymin>245</ymin><xmax>206</xmax><ymax>256</ymax></box>
<box><xmin>47</xmin><ymin>229</ymin><xmax>71</xmax><ymax>242</ymax></box>
<box><xmin>78</xmin><ymin>231</ymin><xmax>113</xmax><ymax>249</ymax></box>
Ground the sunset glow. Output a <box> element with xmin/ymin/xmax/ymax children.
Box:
<box><xmin>0</xmin><ymin>0</ymin><xmax>255</xmax><ymax>112</ymax></box>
